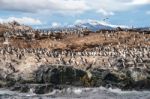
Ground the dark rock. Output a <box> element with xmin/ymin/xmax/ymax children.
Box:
<box><xmin>34</xmin><ymin>84</ymin><xmax>53</xmax><ymax>94</ymax></box>
<box><xmin>49</xmin><ymin>68</ymin><xmax>61</xmax><ymax>84</ymax></box>
<box><xmin>10</xmin><ymin>83</ymin><xmax>29</xmax><ymax>93</ymax></box>
<box><xmin>90</xmin><ymin>69</ymin><xmax>108</xmax><ymax>87</ymax></box>
<box><xmin>103</xmin><ymin>72</ymin><xmax>119</xmax><ymax>82</ymax></box>
<box><xmin>35</xmin><ymin>65</ymin><xmax>86</xmax><ymax>86</ymax></box>
<box><xmin>20</xmin><ymin>85</ymin><xmax>30</xmax><ymax>93</ymax></box>
<box><xmin>10</xmin><ymin>83</ymin><xmax>22</xmax><ymax>91</ymax></box>
<box><xmin>1</xmin><ymin>64</ymin><xmax>150</xmax><ymax>93</ymax></box>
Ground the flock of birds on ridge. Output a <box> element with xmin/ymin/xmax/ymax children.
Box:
<box><xmin>3</xmin><ymin>27</ymin><xmax>89</xmax><ymax>40</ymax></box>
<box><xmin>0</xmin><ymin>27</ymin><xmax>150</xmax><ymax>71</ymax></box>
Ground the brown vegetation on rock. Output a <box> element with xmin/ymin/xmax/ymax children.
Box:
<box><xmin>0</xmin><ymin>31</ymin><xmax>149</xmax><ymax>51</ymax></box>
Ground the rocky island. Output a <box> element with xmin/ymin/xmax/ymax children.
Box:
<box><xmin>0</xmin><ymin>21</ymin><xmax>150</xmax><ymax>94</ymax></box>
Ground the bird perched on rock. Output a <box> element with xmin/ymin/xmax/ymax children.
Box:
<box><xmin>86</xmin><ymin>63</ymin><xmax>92</xmax><ymax>71</ymax></box>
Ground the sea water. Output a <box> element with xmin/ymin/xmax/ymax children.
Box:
<box><xmin>0</xmin><ymin>87</ymin><xmax>150</xmax><ymax>99</ymax></box>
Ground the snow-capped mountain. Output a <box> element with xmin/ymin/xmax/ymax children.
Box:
<box><xmin>74</xmin><ymin>20</ymin><xmax>129</xmax><ymax>31</ymax></box>
<box><xmin>75</xmin><ymin>22</ymin><xmax>113</xmax><ymax>31</ymax></box>
<box><xmin>74</xmin><ymin>20</ymin><xmax>113</xmax><ymax>31</ymax></box>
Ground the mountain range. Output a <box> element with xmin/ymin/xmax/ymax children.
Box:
<box><xmin>74</xmin><ymin>21</ymin><xmax>113</xmax><ymax>31</ymax></box>
<box><xmin>56</xmin><ymin>20</ymin><xmax>128</xmax><ymax>31</ymax></box>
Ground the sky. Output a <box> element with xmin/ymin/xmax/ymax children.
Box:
<box><xmin>0</xmin><ymin>0</ymin><xmax>150</xmax><ymax>28</ymax></box>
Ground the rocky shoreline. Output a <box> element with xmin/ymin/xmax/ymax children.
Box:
<box><xmin>0</xmin><ymin>64</ymin><xmax>150</xmax><ymax>94</ymax></box>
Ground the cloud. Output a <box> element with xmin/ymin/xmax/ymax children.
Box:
<box><xmin>97</xmin><ymin>9</ymin><xmax>115</xmax><ymax>16</ymax></box>
<box><xmin>0</xmin><ymin>17</ymin><xmax>42</xmax><ymax>25</ymax></box>
<box><xmin>128</xmin><ymin>0</ymin><xmax>150</xmax><ymax>5</ymax></box>
<box><xmin>0</xmin><ymin>0</ymin><xmax>89</xmax><ymax>14</ymax></box>
<box><xmin>87</xmin><ymin>0</ymin><xmax>150</xmax><ymax>13</ymax></box>
<box><xmin>87</xmin><ymin>0</ymin><xmax>130</xmax><ymax>12</ymax></box>
<box><xmin>0</xmin><ymin>0</ymin><xmax>150</xmax><ymax>15</ymax></box>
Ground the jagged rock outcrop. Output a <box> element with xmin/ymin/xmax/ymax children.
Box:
<box><xmin>4</xmin><ymin>21</ymin><xmax>32</xmax><ymax>31</ymax></box>
<box><xmin>0</xmin><ymin>21</ymin><xmax>32</xmax><ymax>34</ymax></box>
<box><xmin>1</xmin><ymin>64</ymin><xmax>150</xmax><ymax>94</ymax></box>
<box><xmin>35</xmin><ymin>65</ymin><xmax>86</xmax><ymax>85</ymax></box>
<box><xmin>91</xmin><ymin>68</ymin><xmax>150</xmax><ymax>90</ymax></box>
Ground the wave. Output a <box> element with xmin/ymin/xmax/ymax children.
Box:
<box><xmin>0</xmin><ymin>87</ymin><xmax>150</xmax><ymax>99</ymax></box>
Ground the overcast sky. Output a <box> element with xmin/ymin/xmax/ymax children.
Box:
<box><xmin>0</xmin><ymin>0</ymin><xmax>150</xmax><ymax>28</ymax></box>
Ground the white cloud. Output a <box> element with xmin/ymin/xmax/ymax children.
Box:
<box><xmin>0</xmin><ymin>0</ymin><xmax>149</xmax><ymax>15</ymax></box>
<box><xmin>128</xmin><ymin>0</ymin><xmax>150</xmax><ymax>5</ymax></box>
<box><xmin>0</xmin><ymin>17</ymin><xmax>42</xmax><ymax>25</ymax></box>
<box><xmin>86</xmin><ymin>0</ymin><xmax>150</xmax><ymax>14</ymax></box>
<box><xmin>0</xmin><ymin>0</ymin><xmax>89</xmax><ymax>14</ymax></box>
<box><xmin>87</xmin><ymin>0</ymin><xmax>130</xmax><ymax>12</ymax></box>
<box><xmin>97</xmin><ymin>9</ymin><xmax>115</xmax><ymax>16</ymax></box>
